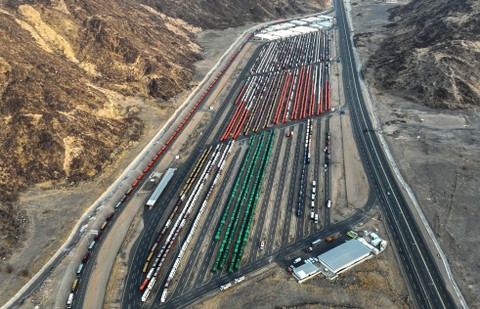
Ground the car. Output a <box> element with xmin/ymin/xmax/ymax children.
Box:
<box><xmin>347</xmin><ymin>231</ymin><xmax>359</xmax><ymax>239</ymax></box>
<box><xmin>387</xmin><ymin>191</ymin><xmax>391</xmax><ymax>196</ymax></box>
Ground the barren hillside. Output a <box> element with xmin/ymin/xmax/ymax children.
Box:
<box><xmin>368</xmin><ymin>0</ymin><xmax>480</xmax><ymax>109</ymax></box>
<box><xmin>0</xmin><ymin>0</ymin><xmax>324</xmax><ymax>257</ymax></box>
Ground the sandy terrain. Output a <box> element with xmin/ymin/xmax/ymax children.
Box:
<box><xmin>3</xmin><ymin>6</ymin><xmax>418</xmax><ymax>309</ymax></box>
<box><xmin>0</xmin><ymin>95</ymin><xmax>178</xmax><ymax>306</ymax></box>
<box><xmin>350</xmin><ymin>0</ymin><xmax>480</xmax><ymax>306</ymax></box>
<box><xmin>100</xmin><ymin>26</ymin><xmax>262</xmax><ymax>308</ymax></box>
<box><xmin>329</xmin><ymin>110</ymin><xmax>369</xmax><ymax>225</ymax></box>
<box><xmin>3</xmin><ymin>19</ymin><xmax>256</xmax><ymax>308</ymax></box>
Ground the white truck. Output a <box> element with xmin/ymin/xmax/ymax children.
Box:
<box><xmin>234</xmin><ymin>276</ymin><xmax>245</xmax><ymax>284</ymax></box>
<box><xmin>327</xmin><ymin>200</ymin><xmax>332</xmax><ymax>208</ymax></box>
<box><xmin>66</xmin><ymin>293</ymin><xmax>74</xmax><ymax>309</ymax></box>
<box><xmin>220</xmin><ymin>283</ymin><xmax>232</xmax><ymax>291</ymax></box>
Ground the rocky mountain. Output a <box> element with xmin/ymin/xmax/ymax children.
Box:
<box><xmin>0</xmin><ymin>0</ymin><xmax>325</xmax><ymax>256</ymax></box>
<box><xmin>368</xmin><ymin>0</ymin><xmax>480</xmax><ymax>109</ymax></box>
<box><xmin>143</xmin><ymin>0</ymin><xmax>310</xmax><ymax>29</ymax></box>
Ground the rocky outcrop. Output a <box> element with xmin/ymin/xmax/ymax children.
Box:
<box><xmin>368</xmin><ymin>0</ymin><xmax>480</xmax><ymax>109</ymax></box>
<box><xmin>0</xmin><ymin>0</ymin><xmax>326</xmax><ymax>255</ymax></box>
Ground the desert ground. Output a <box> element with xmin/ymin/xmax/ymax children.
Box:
<box><xmin>349</xmin><ymin>0</ymin><xmax>480</xmax><ymax>306</ymax></box>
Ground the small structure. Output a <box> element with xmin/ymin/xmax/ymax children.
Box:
<box><xmin>292</xmin><ymin>262</ymin><xmax>319</xmax><ymax>283</ymax></box>
<box><xmin>146</xmin><ymin>168</ymin><xmax>177</xmax><ymax>209</ymax></box>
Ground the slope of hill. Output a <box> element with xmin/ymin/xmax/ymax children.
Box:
<box><xmin>368</xmin><ymin>0</ymin><xmax>480</xmax><ymax>109</ymax></box>
<box><xmin>0</xmin><ymin>0</ymin><xmax>324</xmax><ymax>257</ymax></box>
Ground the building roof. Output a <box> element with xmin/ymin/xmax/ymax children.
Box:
<box><xmin>146</xmin><ymin>168</ymin><xmax>176</xmax><ymax>206</ymax></box>
<box><xmin>293</xmin><ymin>262</ymin><xmax>319</xmax><ymax>281</ymax></box>
<box><xmin>318</xmin><ymin>240</ymin><xmax>371</xmax><ymax>273</ymax></box>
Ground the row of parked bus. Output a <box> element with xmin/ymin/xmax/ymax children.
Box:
<box><xmin>158</xmin><ymin>141</ymin><xmax>235</xmax><ymax>303</ymax></box>
<box><xmin>212</xmin><ymin>131</ymin><xmax>275</xmax><ymax>273</ymax></box>
<box><xmin>136</xmin><ymin>33</ymin><xmax>250</xmax><ymax>303</ymax></box>
<box><xmin>297</xmin><ymin>119</ymin><xmax>313</xmax><ymax>217</ymax></box>
<box><xmin>141</xmin><ymin>142</ymin><xmax>233</xmax><ymax>302</ymax></box>
<box><xmin>68</xmin><ymin>28</ymin><xmax>250</xmax><ymax>309</ymax></box>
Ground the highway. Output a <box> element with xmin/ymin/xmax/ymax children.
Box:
<box><xmin>65</xmin><ymin>3</ymin><xmax>457</xmax><ymax>308</ymax></box>
<box><xmin>122</xmin><ymin>18</ymin><xmax>365</xmax><ymax>308</ymax></box>
<box><xmin>334</xmin><ymin>0</ymin><xmax>455</xmax><ymax>308</ymax></box>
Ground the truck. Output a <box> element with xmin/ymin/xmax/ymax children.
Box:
<box><xmin>310</xmin><ymin>211</ymin><xmax>315</xmax><ymax>220</ymax></box>
<box><xmin>76</xmin><ymin>264</ymin><xmax>84</xmax><ymax>277</ymax></box>
<box><xmin>327</xmin><ymin>200</ymin><xmax>332</xmax><ymax>208</ymax></box>
<box><xmin>71</xmin><ymin>278</ymin><xmax>79</xmax><ymax>292</ymax></box>
<box><xmin>314</xmin><ymin>214</ymin><xmax>319</xmax><ymax>223</ymax></box>
<box><xmin>234</xmin><ymin>276</ymin><xmax>245</xmax><ymax>284</ymax></box>
<box><xmin>325</xmin><ymin>236</ymin><xmax>334</xmax><ymax>243</ymax></box>
<box><xmin>309</xmin><ymin>238</ymin><xmax>322</xmax><ymax>251</ymax></box>
<box><xmin>293</xmin><ymin>257</ymin><xmax>302</xmax><ymax>264</ymax></box>
<box><xmin>82</xmin><ymin>251</ymin><xmax>90</xmax><ymax>263</ymax></box>
<box><xmin>220</xmin><ymin>283</ymin><xmax>232</xmax><ymax>291</ymax></box>
<box><xmin>106</xmin><ymin>212</ymin><xmax>114</xmax><ymax>221</ymax></box>
<box><xmin>66</xmin><ymin>293</ymin><xmax>74</xmax><ymax>309</ymax></box>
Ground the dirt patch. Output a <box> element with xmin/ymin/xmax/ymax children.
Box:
<box><xmin>341</xmin><ymin>114</ymin><xmax>369</xmax><ymax>210</ymax></box>
<box><xmin>0</xmin><ymin>97</ymin><xmax>170</xmax><ymax>306</ymax></box>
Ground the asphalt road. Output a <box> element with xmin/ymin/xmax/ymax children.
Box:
<box><xmin>70</xmin><ymin>3</ymin><xmax>458</xmax><ymax>308</ymax></box>
<box><xmin>334</xmin><ymin>0</ymin><xmax>455</xmax><ymax>308</ymax></box>
<box><xmin>130</xmin><ymin>20</ymin><xmax>369</xmax><ymax>309</ymax></box>
<box><xmin>158</xmin><ymin>195</ymin><xmax>376</xmax><ymax>309</ymax></box>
